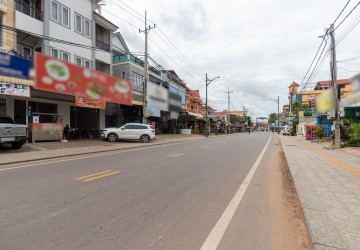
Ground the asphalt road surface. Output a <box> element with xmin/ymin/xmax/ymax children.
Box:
<box><xmin>0</xmin><ymin>133</ymin><xmax>312</xmax><ymax>250</ymax></box>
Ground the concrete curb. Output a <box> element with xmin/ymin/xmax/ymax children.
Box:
<box><xmin>277</xmin><ymin>135</ymin><xmax>315</xmax><ymax>247</ymax></box>
<box><xmin>0</xmin><ymin>137</ymin><xmax>207</xmax><ymax>166</ymax></box>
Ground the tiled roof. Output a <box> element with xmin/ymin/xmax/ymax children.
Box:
<box><xmin>318</xmin><ymin>79</ymin><xmax>350</xmax><ymax>86</ymax></box>
<box><xmin>289</xmin><ymin>81</ymin><xmax>299</xmax><ymax>87</ymax></box>
<box><xmin>213</xmin><ymin>111</ymin><xmax>228</xmax><ymax>116</ymax></box>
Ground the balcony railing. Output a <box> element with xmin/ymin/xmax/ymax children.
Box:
<box><xmin>0</xmin><ymin>0</ymin><xmax>7</xmax><ymax>5</ymax></box>
<box><xmin>15</xmin><ymin>0</ymin><xmax>43</xmax><ymax>21</ymax></box>
<box><xmin>113</xmin><ymin>54</ymin><xmax>161</xmax><ymax>76</ymax></box>
<box><xmin>96</xmin><ymin>39</ymin><xmax>110</xmax><ymax>52</ymax></box>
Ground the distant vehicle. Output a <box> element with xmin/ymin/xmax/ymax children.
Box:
<box><xmin>0</xmin><ymin>116</ymin><xmax>27</xmax><ymax>149</ymax></box>
<box><xmin>281</xmin><ymin>127</ymin><xmax>290</xmax><ymax>135</ymax></box>
<box><xmin>102</xmin><ymin>123</ymin><xmax>155</xmax><ymax>143</ymax></box>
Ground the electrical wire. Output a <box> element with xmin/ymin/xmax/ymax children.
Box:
<box><xmin>335</xmin><ymin>0</ymin><xmax>360</xmax><ymax>30</ymax></box>
<box><xmin>334</xmin><ymin>0</ymin><xmax>351</xmax><ymax>24</ymax></box>
<box><xmin>300</xmin><ymin>34</ymin><xmax>328</xmax><ymax>88</ymax></box>
<box><xmin>104</xmin><ymin>0</ymin><xmax>204</xmax><ymax>83</ymax></box>
<box><xmin>300</xmin><ymin>36</ymin><xmax>330</xmax><ymax>91</ymax></box>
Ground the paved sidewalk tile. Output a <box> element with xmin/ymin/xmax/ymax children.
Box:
<box><xmin>279</xmin><ymin>135</ymin><xmax>360</xmax><ymax>250</ymax></box>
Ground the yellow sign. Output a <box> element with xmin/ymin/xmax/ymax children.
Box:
<box><xmin>316</xmin><ymin>88</ymin><xmax>334</xmax><ymax>113</ymax></box>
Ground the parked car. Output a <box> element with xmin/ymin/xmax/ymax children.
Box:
<box><xmin>0</xmin><ymin>116</ymin><xmax>27</xmax><ymax>149</ymax></box>
<box><xmin>102</xmin><ymin>123</ymin><xmax>155</xmax><ymax>143</ymax></box>
<box><xmin>281</xmin><ymin>127</ymin><xmax>290</xmax><ymax>135</ymax></box>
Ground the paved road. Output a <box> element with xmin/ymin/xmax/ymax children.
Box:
<box><xmin>0</xmin><ymin>133</ymin><xmax>312</xmax><ymax>250</ymax></box>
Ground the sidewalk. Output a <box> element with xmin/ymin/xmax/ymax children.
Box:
<box><xmin>0</xmin><ymin>134</ymin><xmax>205</xmax><ymax>165</ymax></box>
<box><xmin>279</xmin><ymin>135</ymin><xmax>360</xmax><ymax>250</ymax></box>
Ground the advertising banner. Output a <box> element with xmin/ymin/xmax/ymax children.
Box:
<box><xmin>316</xmin><ymin>88</ymin><xmax>334</xmax><ymax>113</ymax></box>
<box><xmin>75</xmin><ymin>96</ymin><xmax>106</xmax><ymax>109</ymax></box>
<box><xmin>35</xmin><ymin>53</ymin><xmax>132</xmax><ymax>105</ymax></box>
<box><xmin>146</xmin><ymin>81</ymin><xmax>169</xmax><ymax>117</ymax></box>
<box><xmin>0</xmin><ymin>82</ymin><xmax>30</xmax><ymax>97</ymax></box>
<box><xmin>0</xmin><ymin>52</ymin><xmax>31</xmax><ymax>79</ymax></box>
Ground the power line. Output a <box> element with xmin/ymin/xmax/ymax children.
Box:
<box><xmin>104</xmin><ymin>0</ymin><xmax>203</xmax><ymax>83</ymax></box>
<box><xmin>335</xmin><ymin>0</ymin><xmax>360</xmax><ymax>30</ymax></box>
<box><xmin>101</xmin><ymin>8</ymin><xmax>141</xmax><ymax>30</ymax></box>
<box><xmin>300</xmin><ymin>36</ymin><xmax>330</xmax><ymax>91</ymax></box>
<box><xmin>300</xmin><ymin>34</ymin><xmax>328</xmax><ymax>87</ymax></box>
<box><xmin>148</xmin><ymin>36</ymin><xmax>203</xmax><ymax>82</ymax></box>
<box><xmin>334</xmin><ymin>0</ymin><xmax>351</xmax><ymax>24</ymax></box>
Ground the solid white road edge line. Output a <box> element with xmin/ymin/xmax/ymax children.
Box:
<box><xmin>200</xmin><ymin>135</ymin><xmax>272</xmax><ymax>250</ymax></box>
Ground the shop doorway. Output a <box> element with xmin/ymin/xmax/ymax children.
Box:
<box><xmin>70</xmin><ymin>106</ymin><xmax>99</xmax><ymax>131</ymax></box>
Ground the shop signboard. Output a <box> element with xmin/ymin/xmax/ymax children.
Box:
<box><xmin>75</xmin><ymin>96</ymin><xmax>106</xmax><ymax>109</ymax></box>
<box><xmin>0</xmin><ymin>52</ymin><xmax>31</xmax><ymax>79</ymax></box>
<box><xmin>35</xmin><ymin>53</ymin><xmax>132</xmax><ymax>105</ymax></box>
<box><xmin>0</xmin><ymin>82</ymin><xmax>30</xmax><ymax>97</ymax></box>
<box><xmin>146</xmin><ymin>81</ymin><xmax>169</xmax><ymax>117</ymax></box>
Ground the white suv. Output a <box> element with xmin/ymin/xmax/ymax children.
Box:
<box><xmin>102</xmin><ymin>123</ymin><xmax>155</xmax><ymax>143</ymax></box>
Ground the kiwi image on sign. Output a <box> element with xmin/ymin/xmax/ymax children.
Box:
<box><xmin>86</xmin><ymin>80</ymin><xmax>105</xmax><ymax>99</ymax></box>
<box><xmin>114</xmin><ymin>80</ymin><xmax>129</xmax><ymax>93</ymax></box>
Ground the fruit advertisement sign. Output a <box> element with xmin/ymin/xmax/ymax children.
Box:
<box><xmin>35</xmin><ymin>53</ymin><xmax>132</xmax><ymax>105</ymax></box>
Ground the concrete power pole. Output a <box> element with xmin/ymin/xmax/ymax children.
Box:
<box><xmin>329</xmin><ymin>23</ymin><xmax>341</xmax><ymax>149</ymax></box>
<box><xmin>139</xmin><ymin>11</ymin><xmax>155</xmax><ymax>124</ymax></box>
<box><xmin>225</xmin><ymin>86</ymin><xmax>233</xmax><ymax>123</ymax></box>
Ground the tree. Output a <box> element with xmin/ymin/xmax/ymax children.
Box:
<box><xmin>268</xmin><ymin>113</ymin><xmax>278</xmax><ymax>125</ymax></box>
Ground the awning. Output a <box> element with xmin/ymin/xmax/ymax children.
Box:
<box><xmin>0</xmin><ymin>75</ymin><xmax>33</xmax><ymax>86</ymax></box>
<box><xmin>187</xmin><ymin>111</ymin><xmax>203</xmax><ymax>119</ymax></box>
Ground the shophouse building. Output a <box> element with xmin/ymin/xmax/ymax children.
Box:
<box><xmin>179</xmin><ymin>87</ymin><xmax>203</xmax><ymax>134</ymax></box>
<box><xmin>112</xmin><ymin>37</ymin><xmax>183</xmax><ymax>132</ymax></box>
<box><xmin>1</xmin><ymin>0</ymin><xmax>118</xmax><ymax>140</ymax></box>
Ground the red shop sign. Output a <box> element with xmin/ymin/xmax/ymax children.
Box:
<box><xmin>35</xmin><ymin>53</ymin><xmax>132</xmax><ymax>105</ymax></box>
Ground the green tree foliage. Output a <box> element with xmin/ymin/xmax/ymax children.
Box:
<box><xmin>268</xmin><ymin>113</ymin><xmax>278</xmax><ymax>125</ymax></box>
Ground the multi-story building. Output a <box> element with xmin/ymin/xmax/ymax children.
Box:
<box><xmin>1</xmin><ymin>0</ymin><xmax>117</xmax><ymax>134</ymax></box>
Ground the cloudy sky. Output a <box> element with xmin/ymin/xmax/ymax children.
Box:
<box><xmin>102</xmin><ymin>0</ymin><xmax>360</xmax><ymax>118</ymax></box>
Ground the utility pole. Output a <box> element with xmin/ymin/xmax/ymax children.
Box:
<box><xmin>277</xmin><ymin>96</ymin><xmax>280</xmax><ymax>133</ymax></box>
<box><xmin>205</xmin><ymin>74</ymin><xmax>220</xmax><ymax>137</ymax></box>
<box><xmin>225</xmin><ymin>86</ymin><xmax>233</xmax><ymax>123</ymax></box>
<box><xmin>139</xmin><ymin>11</ymin><xmax>155</xmax><ymax>124</ymax></box>
<box><xmin>329</xmin><ymin>23</ymin><xmax>341</xmax><ymax>149</ymax></box>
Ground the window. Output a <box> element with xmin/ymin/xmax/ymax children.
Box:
<box><xmin>61</xmin><ymin>52</ymin><xmax>70</xmax><ymax>61</ymax></box>
<box><xmin>51</xmin><ymin>1</ymin><xmax>58</xmax><ymax>21</ymax></box>
<box><xmin>121</xmin><ymin>72</ymin><xmax>126</xmax><ymax>79</ymax></box>
<box><xmin>75</xmin><ymin>13</ymin><xmax>91</xmax><ymax>38</ymax></box>
<box><xmin>84</xmin><ymin>60</ymin><xmax>91</xmax><ymax>68</ymax></box>
<box><xmin>75</xmin><ymin>56</ymin><xmax>91</xmax><ymax>68</ymax></box>
<box><xmin>51</xmin><ymin>48</ymin><xmax>59</xmax><ymax>58</ymax></box>
<box><xmin>62</xmin><ymin>6</ymin><xmax>69</xmax><ymax>27</ymax></box>
<box><xmin>75</xmin><ymin>57</ymin><xmax>82</xmax><ymax>66</ymax></box>
<box><xmin>132</xmin><ymin>72</ymin><xmax>144</xmax><ymax>87</ymax></box>
<box><xmin>84</xmin><ymin>19</ymin><xmax>90</xmax><ymax>37</ymax></box>
<box><xmin>75</xmin><ymin>14</ymin><xmax>82</xmax><ymax>33</ymax></box>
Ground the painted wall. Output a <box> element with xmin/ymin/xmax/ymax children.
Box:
<box><xmin>57</xmin><ymin>102</ymin><xmax>71</xmax><ymax>126</ymax></box>
<box><xmin>5</xmin><ymin>97</ymin><xmax>14</xmax><ymax>119</ymax></box>
<box><xmin>47</xmin><ymin>0</ymin><xmax>93</xmax><ymax>62</ymax></box>
<box><xmin>15</xmin><ymin>12</ymin><xmax>44</xmax><ymax>36</ymax></box>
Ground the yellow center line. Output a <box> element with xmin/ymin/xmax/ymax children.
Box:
<box><xmin>167</xmin><ymin>153</ymin><xmax>185</xmax><ymax>158</ymax></box>
<box><xmin>301</xmin><ymin>142</ymin><xmax>360</xmax><ymax>177</ymax></box>
<box><xmin>82</xmin><ymin>171</ymin><xmax>120</xmax><ymax>182</ymax></box>
<box><xmin>75</xmin><ymin>170</ymin><xmax>114</xmax><ymax>180</ymax></box>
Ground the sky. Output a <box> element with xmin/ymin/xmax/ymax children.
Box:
<box><xmin>102</xmin><ymin>0</ymin><xmax>360</xmax><ymax>118</ymax></box>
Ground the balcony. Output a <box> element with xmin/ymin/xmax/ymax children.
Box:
<box><xmin>15</xmin><ymin>0</ymin><xmax>43</xmax><ymax>21</ymax></box>
<box><xmin>96</xmin><ymin>39</ymin><xmax>110</xmax><ymax>52</ymax></box>
<box><xmin>113</xmin><ymin>54</ymin><xmax>161</xmax><ymax>76</ymax></box>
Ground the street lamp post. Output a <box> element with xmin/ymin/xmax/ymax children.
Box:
<box><xmin>270</xmin><ymin>96</ymin><xmax>280</xmax><ymax>134</ymax></box>
<box><xmin>205</xmin><ymin>74</ymin><xmax>220</xmax><ymax>137</ymax></box>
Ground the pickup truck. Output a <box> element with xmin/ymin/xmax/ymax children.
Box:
<box><xmin>0</xmin><ymin>116</ymin><xmax>27</xmax><ymax>149</ymax></box>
